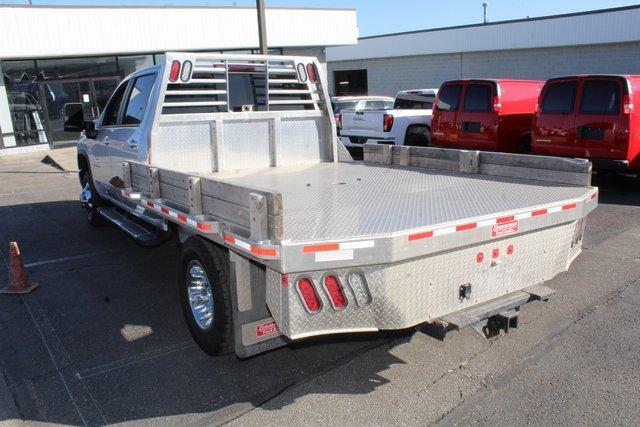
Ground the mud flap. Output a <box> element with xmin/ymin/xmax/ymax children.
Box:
<box><xmin>228</xmin><ymin>251</ymin><xmax>288</xmax><ymax>358</ymax></box>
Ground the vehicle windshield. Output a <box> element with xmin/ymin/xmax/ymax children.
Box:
<box><xmin>394</xmin><ymin>93</ymin><xmax>435</xmax><ymax>109</ymax></box>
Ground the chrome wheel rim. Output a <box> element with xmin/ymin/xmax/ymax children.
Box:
<box><xmin>186</xmin><ymin>260</ymin><xmax>214</xmax><ymax>330</ymax></box>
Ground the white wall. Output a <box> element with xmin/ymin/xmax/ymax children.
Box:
<box><xmin>327</xmin><ymin>6</ymin><xmax>640</xmax><ymax>62</ymax></box>
<box><xmin>327</xmin><ymin>42</ymin><xmax>640</xmax><ymax>97</ymax></box>
<box><xmin>0</xmin><ymin>5</ymin><xmax>358</xmax><ymax>59</ymax></box>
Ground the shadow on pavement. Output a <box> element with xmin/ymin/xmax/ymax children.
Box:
<box><xmin>0</xmin><ymin>199</ymin><xmax>411</xmax><ymax>425</ymax></box>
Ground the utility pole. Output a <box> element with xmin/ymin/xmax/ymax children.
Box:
<box><xmin>256</xmin><ymin>0</ymin><xmax>268</xmax><ymax>55</ymax></box>
<box><xmin>483</xmin><ymin>2</ymin><xmax>488</xmax><ymax>24</ymax></box>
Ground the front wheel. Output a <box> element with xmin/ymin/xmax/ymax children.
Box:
<box><xmin>178</xmin><ymin>237</ymin><xmax>233</xmax><ymax>356</ymax></box>
<box><xmin>80</xmin><ymin>170</ymin><xmax>107</xmax><ymax>226</ymax></box>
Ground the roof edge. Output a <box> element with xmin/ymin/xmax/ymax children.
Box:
<box><xmin>358</xmin><ymin>4</ymin><xmax>640</xmax><ymax>40</ymax></box>
<box><xmin>0</xmin><ymin>3</ymin><xmax>355</xmax><ymax>12</ymax></box>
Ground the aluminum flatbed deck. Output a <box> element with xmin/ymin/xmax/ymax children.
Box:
<box><xmin>211</xmin><ymin>162</ymin><xmax>594</xmax><ymax>242</ymax></box>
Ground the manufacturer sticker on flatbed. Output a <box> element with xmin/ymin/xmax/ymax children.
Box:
<box><xmin>492</xmin><ymin>220</ymin><xmax>519</xmax><ymax>238</ymax></box>
<box><xmin>256</xmin><ymin>320</ymin><xmax>279</xmax><ymax>337</ymax></box>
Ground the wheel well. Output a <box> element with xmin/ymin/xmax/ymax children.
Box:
<box><xmin>77</xmin><ymin>154</ymin><xmax>88</xmax><ymax>173</ymax></box>
<box><xmin>516</xmin><ymin>132</ymin><xmax>532</xmax><ymax>154</ymax></box>
<box><xmin>405</xmin><ymin>124</ymin><xmax>431</xmax><ymax>145</ymax></box>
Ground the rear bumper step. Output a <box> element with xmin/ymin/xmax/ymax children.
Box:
<box><xmin>420</xmin><ymin>284</ymin><xmax>555</xmax><ymax>340</ymax></box>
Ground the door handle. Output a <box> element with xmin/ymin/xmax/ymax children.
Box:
<box><xmin>103</xmin><ymin>136</ymin><xmax>111</xmax><ymax>146</ymax></box>
<box><xmin>127</xmin><ymin>140</ymin><xmax>139</xmax><ymax>150</ymax></box>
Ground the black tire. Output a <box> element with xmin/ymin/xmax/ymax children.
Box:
<box><xmin>405</xmin><ymin>126</ymin><xmax>431</xmax><ymax>147</ymax></box>
<box><xmin>516</xmin><ymin>133</ymin><xmax>532</xmax><ymax>154</ymax></box>
<box><xmin>178</xmin><ymin>237</ymin><xmax>233</xmax><ymax>356</ymax></box>
<box><xmin>80</xmin><ymin>168</ymin><xmax>107</xmax><ymax>227</ymax></box>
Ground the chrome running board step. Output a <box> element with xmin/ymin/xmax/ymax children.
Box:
<box><xmin>97</xmin><ymin>207</ymin><xmax>161</xmax><ymax>247</ymax></box>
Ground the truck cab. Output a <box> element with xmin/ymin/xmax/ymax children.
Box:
<box><xmin>532</xmin><ymin>74</ymin><xmax>640</xmax><ymax>171</ymax></box>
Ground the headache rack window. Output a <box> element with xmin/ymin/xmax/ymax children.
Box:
<box><xmin>161</xmin><ymin>57</ymin><xmax>322</xmax><ymax>115</ymax></box>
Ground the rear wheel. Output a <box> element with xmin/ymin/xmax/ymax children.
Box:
<box><xmin>178</xmin><ymin>237</ymin><xmax>233</xmax><ymax>356</ymax></box>
<box><xmin>80</xmin><ymin>168</ymin><xmax>107</xmax><ymax>227</ymax></box>
<box><xmin>516</xmin><ymin>133</ymin><xmax>532</xmax><ymax>154</ymax></box>
<box><xmin>405</xmin><ymin>126</ymin><xmax>431</xmax><ymax>147</ymax></box>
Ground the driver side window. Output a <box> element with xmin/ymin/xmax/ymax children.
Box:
<box><xmin>102</xmin><ymin>82</ymin><xmax>128</xmax><ymax>127</ymax></box>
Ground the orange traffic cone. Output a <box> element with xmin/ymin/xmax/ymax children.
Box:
<box><xmin>1</xmin><ymin>242</ymin><xmax>39</xmax><ymax>294</ymax></box>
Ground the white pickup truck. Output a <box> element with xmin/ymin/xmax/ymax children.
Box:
<box><xmin>76</xmin><ymin>53</ymin><xmax>597</xmax><ymax>358</ymax></box>
<box><xmin>339</xmin><ymin>89</ymin><xmax>437</xmax><ymax>152</ymax></box>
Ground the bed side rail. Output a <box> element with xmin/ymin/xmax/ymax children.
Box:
<box><xmin>124</xmin><ymin>161</ymin><xmax>283</xmax><ymax>241</ymax></box>
<box><xmin>363</xmin><ymin>145</ymin><xmax>592</xmax><ymax>187</ymax></box>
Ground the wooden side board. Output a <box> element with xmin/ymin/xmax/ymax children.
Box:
<box><xmin>127</xmin><ymin>161</ymin><xmax>283</xmax><ymax>240</ymax></box>
<box><xmin>364</xmin><ymin>145</ymin><xmax>592</xmax><ymax>187</ymax></box>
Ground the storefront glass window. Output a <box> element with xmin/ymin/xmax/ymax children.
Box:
<box><xmin>2</xmin><ymin>60</ymin><xmax>48</xmax><ymax>146</ymax></box>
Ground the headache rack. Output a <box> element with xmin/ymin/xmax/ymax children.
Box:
<box><xmin>160</xmin><ymin>53</ymin><xmax>325</xmax><ymax>115</ymax></box>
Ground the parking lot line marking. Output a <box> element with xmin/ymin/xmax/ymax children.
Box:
<box><xmin>23</xmin><ymin>249</ymin><xmax>122</xmax><ymax>268</ymax></box>
<box><xmin>20</xmin><ymin>295</ymin><xmax>107</xmax><ymax>425</ymax></box>
<box><xmin>76</xmin><ymin>341</ymin><xmax>197</xmax><ymax>380</ymax></box>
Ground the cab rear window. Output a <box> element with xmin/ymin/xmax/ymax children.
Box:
<box><xmin>541</xmin><ymin>81</ymin><xmax>578</xmax><ymax>114</ymax></box>
<box><xmin>436</xmin><ymin>84</ymin><xmax>461</xmax><ymax>111</ymax></box>
<box><xmin>579</xmin><ymin>80</ymin><xmax>620</xmax><ymax>115</ymax></box>
<box><xmin>463</xmin><ymin>84</ymin><xmax>492</xmax><ymax>112</ymax></box>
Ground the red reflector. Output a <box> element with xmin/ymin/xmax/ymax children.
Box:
<box><xmin>507</xmin><ymin>244</ymin><xmax>514</xmax><ymax>255</ymax></box>
<box><xmin>408</xmin><ymin>230</ymin><xmax>433</xmax><ymax>241</ymax></box>
<box><xmin>146</xmin><ymin>201</ymin><xmax>154</xmax><ymax>208</ymax></box>
<box><xmin>532</xmin><ymin>208</ymin><xmax>547</xmax><ymax>217</ymax></box>
<box><xmin>456</xmin><ymin>222</ymin><xmax>477</xmax><ymax>232</ymax></box>
<box><xmin>306</xmin><ymin>63</ymin><xmax>317</xmax><ymax>82</ymax></box>
<box><xmin>383</xmin><ymin>114</ymin><xmax>394</xmax><ymax>132</ymax></box>
<box><xmin>251</xmin><ymin>245</ymin><xmax>277</xmax><ymax>257</ymax></box>
<box><xmin>177</xmin><ymin>214</ymin><xmax>187</xmax><ymax>222</ymax></box>
<box><xmin>496</xmin><ymin>215</ymin><xmax>515</xmax><ymax>224</ymax></box>
<box><xmin>324</xmin><ymin>275</ymin><xmax>346</xmax><ymax>309</ymax></box>
<box><xmin>476</xmin><ymin>252</ymin><xmax>484</xmax><ymax>263</ymax></box>
<box><xmin>492</xmin><ymin>248</ymin><xmax>499</xmax><ymax>258</ymax></box>
<box><xmin>591</xmin><ymin>192</ymin><xmax>597</xmax><ymax>200</ymax></box>
<box><xmin>161</xmin><ymin>206</ymin><xmax>169</xmax><ymax>214</ymax></box>
<box><xmin>562</xmin><ymin>203</ymin><xmax>576</xmax><ymax>211</ymax></box>
<box><xmin>223</xmin><ymin>234</ymin><xmax>235</xmax><ymax>244</ymax></box>
<box><xmin>281</xmin><ymin>274</ymin><xmax>289</xmax><ymax>288</ymax></box>
<box><xmin>197</xmin><ymin>222</ymin><xmax>212</xmax><ymax>232</ymax></box>
<box><xmin>297</xmin><ymin>278</ymin><xmax>321</xmax><ymax>313</ymax></box>
<box><xmin>169</xmin><ymin>60</ymin><xmax>180</xmax><ymax>82</ymax></box>
<box><xmin>303</xmin><ymin>243</ymin><xmax>339</xmax><ymax>253</ymax></box>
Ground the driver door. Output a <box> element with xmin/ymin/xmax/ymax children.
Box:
<box><xmin>87</xmin><ymin>80</ymin><xmax>128</xmax><ymax>194</ymax></box>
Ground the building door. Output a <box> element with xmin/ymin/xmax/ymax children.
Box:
<box><xmin>39</xmin><ymin>76</ymin><xmax>120</xmax><ymax>146</ymax></box>
<box><xmin>334</xmin><ymin>70</ymin><xmax>368</xmax><ymax>96</ymax></box>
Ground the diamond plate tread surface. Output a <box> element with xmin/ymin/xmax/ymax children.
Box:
<box><xmin>267</xmin><ymin>222</ymin><xmax>575</xmax><ymax>338</ymax></box>
<box><xmin>210</xmin><ymin>162</ymin><xmax>593</xmax><ymax>242</ymax></box>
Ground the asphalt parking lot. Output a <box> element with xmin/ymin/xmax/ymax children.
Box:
<box><xmin>1</xmin><ymin>148</ymin><xmax>639</xmax><ymax>425</ymax></box>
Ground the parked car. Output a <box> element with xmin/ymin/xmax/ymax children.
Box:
<box><xmin>431</xmin><ymin>79</ymin><xmax>543</xmax><ymax>153</ymax></box>
<box><xmin>330</xmin><ymin>96</ymin><xmax>394</xmax><ymax>133</ymax></box>
<box><xmin>532</xmin><ymin>74</ymin><xmax>640</xmax><ymax>171</ymax></box>
<box><xmin>338</xmin><ymin>89</ymin><xmax>437</xmax><ymax>155</ymax></box>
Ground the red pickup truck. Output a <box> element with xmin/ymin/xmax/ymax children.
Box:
<box><xmin>532</xmin><ymin>74</ymin><xmax>640</xmax><ymax>171</ymax></box>
<box><xmin>431</xmin><ymin>79</ymin><xmax>543</xmax><ymax>153</ymax></box>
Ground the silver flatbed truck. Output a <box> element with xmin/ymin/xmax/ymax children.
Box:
<box><xmin>76</xmin><ymin>52</ymin><xmax>598</xmax><ymax>358</ymax></box>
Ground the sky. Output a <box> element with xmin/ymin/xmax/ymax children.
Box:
<box><xmin>3</xmin><ymin>0</ymin><xmax>639</xmax><ymax>37</ymax></box>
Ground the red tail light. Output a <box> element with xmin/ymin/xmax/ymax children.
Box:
<box><xmin>306</xmin><ymin>63</ymin><xmax>317</xmax><ymax>82</ymax></box>
<box><xmin>297</xmin><ymin>278</ymin><xmax>321</xmax><ymax>313</ymax></box>
<box><xmin>492</xmin><ymin>96</ymin><xmax>502</xmax><ymax>113</ymax></box>
<box><xmin>323</xmin><ymin>275</ymin><xmax>346</xmax><ymax>309</ymax></box>
<box><xmin>334</xmin><ymin>113</ymin><xmax>342</xmax><ymax>129</ymax></box>
<box><xmin>169</xmin><ymin>60</ymin><xmax>181</xmax><ymax>82</ymax></box>
<box><xmin>383</xmin><ymin>113</ymin><xmax>394</xmax><ymax>132</ymax></box>
<box><xmin>623</xmin><ymin>94</ymin><xmax>634</xmax><ymax>115</ymax></box>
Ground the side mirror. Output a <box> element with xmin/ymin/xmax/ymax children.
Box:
<box><xmin>84</xmin><ymin>120</ymin><xmax>98</xmax><ymax>140</ymax></box>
